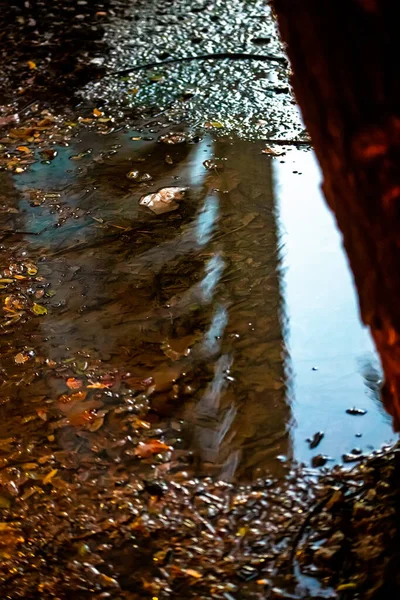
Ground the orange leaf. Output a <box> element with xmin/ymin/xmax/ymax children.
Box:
<box><xmin>66</xmin><ymin>377</ymin><xmax>82</xmax><ymax>390</ymax></box>
<box><xmin>134</xmin><ymin>440</ymin><xmax>171</xmax><ymax>458</ymax></box>
<box><xmin>86</xmin><ymin>381</ymin><xmax>111</xmax><ymax>389</ymax></box>
<box><xmin>16</xmin><ymin>146</ymin><xmax>31</xmax><ymax>154</ymax></box>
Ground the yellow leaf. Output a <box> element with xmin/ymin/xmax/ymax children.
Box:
<box><xmin>93</xmin><ymin>108</ymin><xmax>103</xmax><ymax>117</ymax></box>
<box><xmin>87</xmin><ymin>381</ymin><xmax>111</xmax><ymax>389</ymax></box>
<box><xmin>42</xmin><ymin>469</ymin><xmax>58</xmax><ymax>485</ymax></box>
<box><xmin>184</xmin><ymin>569</ymin><xmax>202</xmax><ymax>579</ymax></box>
<box><xmin>27</xmin><ymin>60</ymin><xmax>37</xmax><ymax>70</ymax></box>
<box><xmin>16</xmin><ymin>146</ymin><xmax>31</xmax><ymax>154</ymax></box>
<box><xmin>337</xmin><ymin>583</ymin><xmax>358</xmax><ymax>592</ymax></box>
<box><xmin>32</xmin><ymin>303</ymin><xmax>48</xmax><ymax>316</ymax></box>
<box><xmin>205</xmin><ymin>120</ymin><xmax>224</xmax><ymax>129</ymax></box>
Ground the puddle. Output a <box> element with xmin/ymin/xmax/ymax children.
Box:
<box><xmin>1</xmin><ymin>129</ymin><xmax>394</xmax><ymax>481</ymax></box>
<box><xmin>275</xmin><ymin>150</ymin><xmax>394</xmax><ymax>465</ymax></box>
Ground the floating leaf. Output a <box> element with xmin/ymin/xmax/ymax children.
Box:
<box><xmin>159</xmin><ymin>132</ymin><xmax>186</xmax><ymax>145</ymax></box>
<box><xmin>16</xmin><ymin>146</ymin><xmax>31</xmax><ymax>154</ymax></box>
<box><xmin>87</xmin><ymin>381</ymin><xmax>111</xmax><ymax>389</ymax></box>
<box><xmin>134</xmin><ymin>440</ymin><xmax>171</xmax><ymax>458</ymax></box>
<box><xmin>25</xmin><ymin>263</ymin><xmax>38</xmax><ymax>276</ymax></box>
<box><xmin>93</xmin><ymin>108</ymin><xmax>103</xmax><ymax>117</ymax></box>
<box><xmin>66</xmin><ymin>378</ymin><xmax>82</xmax><ymax>390</ymax></box>
<box><xmin>32</xmin><ymin>303</ymin><xmax>47</xmax><ymax>316</ymax></box>
<box><xmin>205</xmin><ymin>120</ymin><xmax>224</xmax><ymax>129</ymax></box>
<box><xmin>14</xmin><ymin>353</ymin><xmax>29</xmax><ymax>365</ymax></box>
<box><xmin>139</xmin><ymin>187</ymin><xmax>187</xmax><ymax>215</ymax></box>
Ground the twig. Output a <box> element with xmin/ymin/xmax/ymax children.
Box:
<box><xmin>263</xmin><ymin>138</ymin><xmax>311</xmax><ymax>146</ymax></box>
<box><xmin>290</xmin><ymin>492</ymin><xmax>334</xmax><ymax>562</ymax></box>
<box><xmin>110</xmin><ymin>52</ymin><xmax>287</xmax><ymax>77</ymax></box>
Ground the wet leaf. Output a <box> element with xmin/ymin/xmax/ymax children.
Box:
<box><xmin>25</xmin><ymin>263</ymin><xmax>38</xmax><ymax>275</ymax></box>
<box><xmin>307</xmin><ymin>431</ymin><xmax>324</xmax><ymax>449</ymax></box>
<box><xmin>88</xmin><ymin>416</ymin><xmax>105</xmax><ymax>432</ymax></box>
<box><xmin>205</xmin><ymin>120</ymin><xmax>224</xmax><ymax>128</ymax></box>
<box><xmin>14</xmin><ymin>352</ymin><xmax>29</xmax><ymax>365</ymax></box>
<box><xmin>16</xmin><ymin>146</ymin><xmax>31</xmax><ymax>154</ymax></box>
<box><xmin>262</xmin><ymin>147</ymin><xmax>285</xmax><ymax>157</ymax></box>
<box><xmin>134</xmin><ymin>440</ymin><xmax>171</xmax><ymax>458</ymax></box>
<box><xmin>87</xmin><ymin>381</ymin><xmax>111</xmax><ymax>389</ymax></box>
<box><xmin>346</xmin><ymin>407</ymin><xmax>367</xmax><ymax>415</ymax></box>
<box><xmin>139</xmin><ymin>186</ymin><xmax>187</xmax><ymax>215</ymax></box>
<box><xmin>66</xmin><ymin>378</ymin><xmax>82</xmax><ymax>390</ymax></box>
<box><xmin>159</xmin><ymin>132</ymin><xmax>186</xmax><ymax>145</ymax></box>
<box><xmin>93</xmin><ymin>108</ymin><xmax>103</xmax><ymax>117</ymax></box>
<box><xmin>184</xmin><ymin>568</ymin><xmax>202</xmax><ymax>579</ymax></box>
<box><xmin>32</xmin><ymin>303</ymin><xmax>48</xmax><ymax>316</ymax></box>
<box><xmin>42</xmin><ymin>469</ymin><xmax>58</xmax><ymax>485</ymax></box>
<box><xmin>27</xmin><ymin>60</ymin><xmax>37</xmax><ymax>70</ymax></box>
<box><xmin>337</xmin><ymin>583</ymin><xmax>358</xmax><ymax>592</ymax></box>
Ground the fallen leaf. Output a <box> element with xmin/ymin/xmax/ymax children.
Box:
<box><xmin>88</xmin><ymin>416</ymin><xmax>104</xmax><ymax>432</ymax></box>
<box><xmin>184</xmin><ymin>569</ymin><xmax>203</xmax><ymax>579</ymax></box>
<box><xmin>42</xmin><ymin>469</ymin><xmax>58</xmax><ymax>485</ymax></box>
<box><xmin>262</xmin><ymin>147</ymin><xmax>285</xmax><ymax>157</ymax></box>
<box><xmin>66</xmin><ymin>378</ymin><xmax>82</xmax><ymax>390</ymax></box>
<box><xmin>158</xmin><ymin>132</ymin><xmax>186</xmax><ymax>144</ymax></box>
<box><xmin>139</xmin><ymin>186</ymin><xmax>187</xmax><ymax>215</ymax></box>
<box><xmin>14</xmin><ymin>353</ymin><xmax>29</xmax><ymax>365</ymax></box>
<box><xmin>93</xmin><ymin>108</ymin><xmax>103</xmax><ymax>117</ymax></box>
<box><xmin>205</xmin><ymin>120</ymin><xmax>224</xmax><ymax>129</ymax></box>
<box><xmin>32</xmin><ymin>303</ymin><xmax>47</xmax><ymax>316</ymax></box>
<box><xmin>16</xmin><ymin>146</ymin><xmax>31</xmax><ymax>154</ymax></box>
<box><xmin>134</xmin><ymin>440</ymin><xmax>171</xmax><ymax>458</ymax></box>
<box><xmin>27</xmin><ymin>60</ymin><xmax>37</xmax><ymax>70</ymax></box>
<box><xmin>87</xmin><ymin>381</ymin><xmax>111</xmax><ymax>389</ymax></box>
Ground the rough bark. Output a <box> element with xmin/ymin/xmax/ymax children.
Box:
<box><xmin>273</xmin><ymin>0</ymin><xmax>400</xmax><ymax>429</ymax></box>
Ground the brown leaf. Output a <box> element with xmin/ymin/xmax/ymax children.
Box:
<box><xmin>134</xmin><ymin>440</ymin><xmax>171</xmax><ymax>458</ymax></box>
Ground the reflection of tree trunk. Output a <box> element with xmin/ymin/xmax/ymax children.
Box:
<box><xmin>274</xmin><ymin>0</ymin><xmax>400</xmax><ymax>429</ymax></box>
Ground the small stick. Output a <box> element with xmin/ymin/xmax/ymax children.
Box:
<box><xmin>109</xmin><ymin>52</ymin><xmax>287</xmax><ymax>77</ymax></box>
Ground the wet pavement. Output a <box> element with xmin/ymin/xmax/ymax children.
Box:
<box><xmin>0</xmin><ymin>1</ymin><xmax>397</xmax><ymax>598</ymax></box>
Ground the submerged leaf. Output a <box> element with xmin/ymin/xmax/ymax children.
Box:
<box><xmin>139</xmin><ymin>187</ymin><xmax>187</xmax><ymax>215</ymax></box>
<box><xmin>32</xmin><ymin>303</ymin><xmax>48</xmax><ymax>316</ymax></box>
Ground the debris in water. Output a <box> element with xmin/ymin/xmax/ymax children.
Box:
<box><xmin>139</xmin><ymin>186</ymin><xmax>187</xmax><ymax>214</ymax></box>
<box><xmin>262</xmin><ymin>147</ymin><xmax>285</xmax><ymax>157</ymax></box>
<box><xmin>159</xmin><ymin>132</ymin><xmax>186</xmax><ymax>144</ymax></box>
<box><xmin>66</xmin><ymin>378</ymin><xmax>82</xmax><ymax>390</ymax></box>
<box><xmin>205</xmin><ymin>120</ymin><xmax>224</xmax><ymax>129</ymax></box>
<box><xmin>311</xmin><ymin>454</ymin><xmax>331</xmax><ymax>467</ymax></box>
<box><xmin>307</xmin><ymin>431</ymin><xmax>324</xmax><ymax>449</ymax></box>
<box><xmin>134</xmin><ymin>440</ymin><xmax>171</xmax><ymax>458</ymax></box>
<box><xmin>14</xmin><ymin>352</ymin><xmax>29</xmax><ymax>365</ymax></box>
<box><xmin>342</xmin><ymin>452</ymin><xmax>364</xmax><ymax>463</ymax></box>
<box><xmin>32</xmin><ymin>303</ymin><xmax>48</xmax><ymax>316</ymax></box>
<box><xmin>346</xmin><ymin>407</ymin><xmax>367</xmax><ymax>416</ymax></box>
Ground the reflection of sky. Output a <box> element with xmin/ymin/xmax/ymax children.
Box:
<box><xmin>274</xmin><ymin>150</ymin><xmax>394</xmax><ymax>465</ymax></box>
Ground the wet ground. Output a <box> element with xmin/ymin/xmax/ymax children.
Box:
<box><xmin>0</xmin><ymin>1</ymin><xmax>398</xmax><ymax>598</ymax></box>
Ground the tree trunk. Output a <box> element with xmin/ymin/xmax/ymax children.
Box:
<box><xmin>273</xmin><ymin>0</ymin><xmax>400</xmax><ymax>429</ymax></box>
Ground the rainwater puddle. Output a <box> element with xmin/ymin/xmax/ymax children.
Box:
<box><xmin>2</xmin><ymin>131</ymin><xmax>394</xmax><ymax>482</ymax></box>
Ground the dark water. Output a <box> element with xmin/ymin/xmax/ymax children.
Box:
<box><xmin>1</xmin><ymin>130</ymin><xmax>393</xmax><ymax>481</ymax></box>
